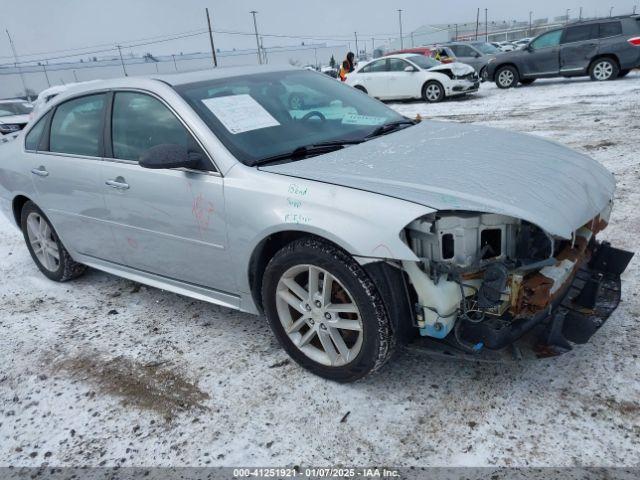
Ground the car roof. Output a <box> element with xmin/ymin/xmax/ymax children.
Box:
<box><xmin>152</xmin><ymin>65</ymin><xmax>296</xmax><ymax>86</ymax></box>
<box><xmin>35</xmin><ymin>65</ymin><xmax>299</xmax><ymax>102</ymax></box>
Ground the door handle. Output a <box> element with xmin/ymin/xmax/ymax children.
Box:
<box><xmin>31</xmin><ymin>167</ymin><xmax>49</xmax><ymax>177</ymax></box>
<box><xmin>105</xmin><ymin>178</ymin><xmax>130</xmax><ymax>190</ymax></box>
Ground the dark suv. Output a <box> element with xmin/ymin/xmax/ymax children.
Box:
<box><xmin>487</xmin><ymin>15</ymin><xmax>640</xmax><ymax>88</ymax></box>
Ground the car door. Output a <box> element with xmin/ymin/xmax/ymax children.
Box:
<box><xmin>560</xmin><ymin>24</ymin><xmax>599</xmax><ymax>74</ymax></box>
<box><xmin>99</xmin><ymin>90</ymin><xmax>235</xmax><ymax>292</ymax></box>
<box><xmin>522</xmin><ymin>30</ymin><xmax>563</xmax><ymax>77</ymax></box>
<box><xmin>386</xmin><ymin>58</ymin><xmax>420</xmax><ymax>99</ymax></box>
<box><xmin>28</xmin><ymin>92</ymin><xmax>119</xmax><ymax>261</ymax></box>
<box><xmin>356</xmin><ymin>59</ymin><xmax>389</xmax><ymax>98</ymax></box>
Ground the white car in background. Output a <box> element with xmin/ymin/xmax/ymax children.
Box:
<box><xmin>0</xmin><ymin>100</ymin><xmax>33</xmax><ymax>137</ymax></box>
<box><xmin>346</xmin><ymin>54</ymin><xmax>479</xmax><ymax>103</ymax></box>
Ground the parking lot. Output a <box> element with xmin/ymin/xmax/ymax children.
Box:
<box><xmin>1</xmin><ymin>75</ymin><xmax>639</xmax><ymax>468</ymax></box>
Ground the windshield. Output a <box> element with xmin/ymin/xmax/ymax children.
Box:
<box><xmin>407</xmin><ymin>55</ymin><xmax>441</xmax><ymax>69</ymax></box>
<box><xmin>0</xmin><ymin>102</ymin><xmax>32</xmax><ymax>117</ymax></box>
<box><xmin>176</xmin><ymin>70</ymin><xmax>406</xmax><ymax>166</ymax></box>
<box><xmin>472</xmin><ymin>42</ymin><xmax>500</xmax><ymax>54</ymax></box>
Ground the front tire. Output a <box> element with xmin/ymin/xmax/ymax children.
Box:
<box><xmin>422</xmin><ymin>81</ymin><xmax>445</xmax><ymax>103</ymax></box>
<box><xmin>20</xmin><ymin>201</ymin><xmax>86</xmax><ymax>282</ymax></box>
<box><xmin>589</xmin><ymin>58</ymin><xmax>619</xmax><ymax>81</ymax></box>
<box><xmin>262</xmin><ymin>237</ymin><xmax>395</xmax><ymax>382</ymax></box>
<box><xmin>495</xmin><ymin>65</ymin><xmax>519</xmax><ymax>88</ymax></box>
<box><xmin>479</xmin><ymin>66</ymin><xmax>489</xmax><ymax>82</ymax></box>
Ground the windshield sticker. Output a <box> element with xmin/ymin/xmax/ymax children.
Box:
<box><xmin>201</xmin><ymin>94</ymin><xmax>280</xmax><ymax>134</ymax></box>
<box><xmin>341</xmin><ymin>114</ymin><xmax>386</xmax><ymax>126</ymax></box>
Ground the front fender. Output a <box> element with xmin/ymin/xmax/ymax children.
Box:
<box><xmin>224</xmin><ymin>166</ymin><xmax>434</xmax><ymax>299</ymax></box>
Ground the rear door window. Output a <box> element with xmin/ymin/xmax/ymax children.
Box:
<box><xmin>562</xmin><ymin>24</ymin><xmax>598</xmax><ymax>43</ymax></box>
<box><xmin>49</xmin><ymin>94</ymin><xmax>106</xmax><ymax>157</ymax></box>
<box><xmin>599</xmin><ymin>22</ymin><xmax>622</xmax><ymax>38</ymax></box>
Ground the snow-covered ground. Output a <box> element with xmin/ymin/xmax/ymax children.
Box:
<box><xmin>1</xmin><ymin>75</ymin><xmax>639</xmax><ymax>468</ymax></box>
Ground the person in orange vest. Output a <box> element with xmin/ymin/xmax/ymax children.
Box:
<box><xmin>339</xmin><ymin>52</ymin><xmax>356</xmax><ymax>82</ymax></box>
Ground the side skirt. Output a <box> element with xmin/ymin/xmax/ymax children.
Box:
<box><xmin>75</xmin><ymin>253</ymin><xmax>242</xmax><ymax>311</ymax></box>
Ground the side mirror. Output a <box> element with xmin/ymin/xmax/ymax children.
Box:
<box><xmin>139</xmin><ymin>144</ymin><xmax>203</xmax><ymax>170</ymax></box>
<box><xmin>404</xmin><ymin>66</ymin><xmax>416</xmax><ymax>72</ymax></box>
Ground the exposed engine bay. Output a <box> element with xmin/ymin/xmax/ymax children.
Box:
<box><xmin>401</xmin><ymin>208</ymin><xmax>634</xmax><ymax>357</ymax></box>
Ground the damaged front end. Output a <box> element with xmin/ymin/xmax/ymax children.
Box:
<box><xmin>401</xmin><ymin>209</ymin><xmax>634</xmax><ymax>359</ymax></box>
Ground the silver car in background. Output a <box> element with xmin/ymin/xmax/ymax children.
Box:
<box><xmin>0</xmin><ymin>66</ymin><xmax>633</xmax><ymax>382</ymax></box>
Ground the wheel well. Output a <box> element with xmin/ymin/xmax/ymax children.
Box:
<box><xmin>249</xmin><ymin>231</ymin><xmax>329</xmax><ymax>313</ymax></box>
<box><xmin>493</xmin><ymin>63</ymin><xmax>519</xmax><ymax>80</ymax></box>
<box><xmin>354</xmin><ymin>85</ymin><xmax>368</xmax><ymax>94</ymax></box>
<box><xmin>590</xmin><ymin>54</ymin><xmax>620</xmax><ymax>69</ymax></box>
<box><xmin>422</xmin><ymin>79</ymin><xmax>443</xmax><ymax>92</ymax></box>
<box><xmin>12</xmin><ymin>195</ymin><xmax>30</xmax><ymax>227</ymax></box>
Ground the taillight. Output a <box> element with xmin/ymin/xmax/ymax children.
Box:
<box><xmin>628</xmin><ymin>37</ymin><xmax>640</xmax><ymax>46</ymax></box>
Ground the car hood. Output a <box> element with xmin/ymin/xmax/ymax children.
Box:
<box><xmin>428</xmin><ymin>62</ymin><xmax>475</xmax><ymax>76</ymax></box>
<box><xmin>260</xmin><ymin>121</ymin><xmax>616</xmax><ymax>239</ymax></box>
<box><xmin>0</xmin><ymin>114</ymin><xmax>29</xmax><ymax>125</ymax></box>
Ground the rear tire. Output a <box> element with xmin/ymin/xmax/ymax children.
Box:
<box><xmin>261</xmin><ymin>237</ymin><xmax>395</xmax><ymax>382</ymax></box>
<box><xmin>20</xmin><ymin>201</ymin><xmax>86</xmax><ymax>282</ymax></box>
<box><xmin>495</xmin><ymin>65</ymin><xmax>519</xmax><ymax>89</ymax></box>
<box><xmin>589</xmin><ymin>58</ymin><xmax>619</xmax><ymax>81</ymax></box>
<box><xmin>422</xmin><ymin>81</ymin><xmax>445</xmax><ymax>103</ymax></box>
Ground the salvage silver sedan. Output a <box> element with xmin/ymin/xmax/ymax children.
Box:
<box><xmin>0</xmin><ymin>66</ymin><xmax>633</xmax><ymax>382</ymax></box>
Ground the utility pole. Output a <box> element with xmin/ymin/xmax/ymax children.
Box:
<box><xmin>633</xmin><ymin>5</ymin><xmax>637</xmax><ymax>14</ymax></box>
<box><xmin>72</xmin><ymin>70</ymin><xmax>78</xmax><ymax>82</ymax></box>
<box><xmin>579</xmin><ymin>7</ymin><xmax>583</xmax><ymax>21</ymax></box>
<box><xmin>250</xmin><ymin>11</ymin><xmax>262</xmax><ymax>65</ymax></box>
<box><xmin>172</xmin><ymin>54</ymin><xmax>178</xmax><ymax>71</ymax></box>
<box><xmin>5</xmin><ymin>30</ymin><xmax>29</xmax><ymax>100</ymax></box>
<box><xmin>354</xmin><ymin>32</ymin><xmax>359</xmax><ymax>56</ymax></box>
<box><xmin>475</xmin><ymin>8</ymin><xmax>480</xmax><ymax>40</ymax></box>
<box><xmin>398</xmin><ymin>9</ymin><xmax>404</xmax><ymax>49</ymax></box>
<box><xmin>116</xmin><ymin>44</ymin><xmax>127</xmax><ymax>76</ymax></box>
<box><xmin>260</xmin><ymin>36</ymin><xmax>267</xmax><ymax>64</ymax></box>
<box><xmin>42</xmin><ymin>64</ymin><xmax>50</xmax><ymax>87</ymax></box>
<box><xmin>529</xmin><ymin>11</ymin><xmax>533</xmax><ymax>36</ymax></box>
<box><xmin>411</xmin><ymin>31</ymin><xmax>415</xmax><ymax>47</ymax></box>
<box><xmin>371</xmin><ymin>37</ymin><xmax>375</xmax><ymax>53</ymax></box>
<box><xmin>485</xmin><ymin>8</ymin><xmax>488</xmax><ymax>42</ymax></box>
<box><xmin>566</xmin><ymin>9</ymin><xmax>571</xmax><ymax>24</ymax></box>
<box><xmin>205</xmin><ymin>8</ymin><xmax>218</xmax><ymax>67</ymax></box>
<box><xmin>609</xmin><ymin>6</ymin><xmax>614</xmax><ymax>17</ymax></box>
<box><xmin>454</xmin><ymin>24</ymin><xmax>458</xmax><ymax>40</ymax></box>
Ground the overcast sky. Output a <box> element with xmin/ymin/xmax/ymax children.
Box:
<box><xmin>2</xmin><ymin>0</ymin><xmax>638</xmax><ymax>62</ymax></box>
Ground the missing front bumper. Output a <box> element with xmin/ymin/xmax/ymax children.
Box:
<box><xmin>407</xmin><ymin>242</ymin><xmax>634</xmax><ymax>362</ymax></box>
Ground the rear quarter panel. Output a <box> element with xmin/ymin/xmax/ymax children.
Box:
<box><xmin>0</xmin><ymin>136</ymin><xmax>37</xmax><ymax>228</ymax></box>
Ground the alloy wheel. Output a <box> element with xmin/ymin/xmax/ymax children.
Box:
<box><xmin>593</xmin><ymin>61</ymin><xmax>614</xmax><ymax>81</ymax></box>
<box><xmin>425</xmin><ymin>84</ymin><xmax>443</xmax><ymax>102</ymax></box>
<box><xmin>498</xmin><ymin>69</ymin><xmax>515</xmax><ymax>87</ymax></box>
<box><xmin>275</xmin><ymin>264</ymin><xmax>363</xmax><ymax>367</ymax></box>
<box><xmin>26</xmin><ymin>212</ymin><xmax>60</xmax><ymax>272</ymax></box>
